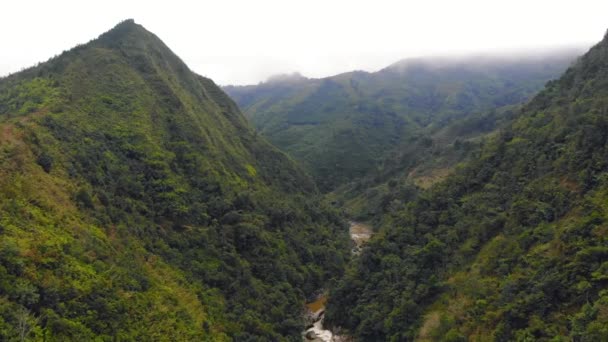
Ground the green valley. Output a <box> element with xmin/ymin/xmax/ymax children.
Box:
<box><xmin>2</xmin><ymin>11</ymin><xmax>608</xmax><ymax>342</ymax></box>
<box><xmin>326</xmin><ymin>30</ymin><xmax>608</xmax><ymax>341</ymax></box>
<box><xmin>225</xmin><ymin>52</ymin><xmax>581</xmax><ymax>192</ymax></box>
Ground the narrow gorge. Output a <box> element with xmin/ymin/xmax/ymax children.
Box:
<box><xmin>303</xmin><ymin>221</ymin><xmax>374</xmax><ymax>342</ymax></box>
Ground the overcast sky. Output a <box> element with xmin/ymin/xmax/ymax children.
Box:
<box><xmin>1</xmin><ymin>0</ymin><xmax>607</xmax><ymax>85</ymax></box>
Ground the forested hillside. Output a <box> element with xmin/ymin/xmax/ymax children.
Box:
<box><xmin>0</xmin><ymin>20</ymin><xmax>349</xmax><ymax>341</ymax></box>
<box><xmin>332</xmin><ymin>104</ymin><xmax>515</xmax><ymax>222</ymax></box>
<box><xmin>3</xmin><ymin>14</ymin><xmax>606</xmax><ymax>342</ymax></box>
<box><xmin>225</xmin><ymin>52</ymin><xmax>581</xmax><ymax>191</ymax></box>
<box><xmin>325</xmin><ymin>31</ymin><xmax>608</xmax><ymax>341</ymax></box>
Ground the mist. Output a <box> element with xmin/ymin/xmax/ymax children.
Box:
<box><xmin>1</xmin><ymin>0</ymin><xmax>607</xmax><ymax>85</ymax></box>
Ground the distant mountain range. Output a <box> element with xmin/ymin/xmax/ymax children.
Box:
<box><xmin>225</xmin><ymin>49</ymin><xmax>583</xmax><ymax>191</ymax></box>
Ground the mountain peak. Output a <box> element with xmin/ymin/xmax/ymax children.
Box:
<box><xmin>118</xmin><ymin>18</ymin><xmax>136</xmax><ymax>26</ymax></box>
<box><xmin>95</xmin><ymin>19</ymin><xmax>149</xmax><ymax>46</ymax></box>
<box><xmin>0</xmin><ymin>19</ymin><xmax>341</xmax><ymax>340</ymax></box>
<box><xmin>265</xmin><ymin>72</ymin><xmax>307</xmax><ymax>84</ymax></box>
<box><xmin>106</xmin><ymin>18</ymin><xmax>139</xmax><ymax>34</ymax></box>
<box><xmin>83</xmin><ymin>19</ymin><xmax>193</xmax><ymax>77</ymax></box>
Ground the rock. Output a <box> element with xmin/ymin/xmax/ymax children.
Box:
<box><xmin>305</xmin><ymin>330</ymin><xmax>317</xmax><ymax>340</ymax></box>
<box><xmin>312</xmin><ymin>309</ymin><xmax>325</xmax><ymax>322</ymax></box>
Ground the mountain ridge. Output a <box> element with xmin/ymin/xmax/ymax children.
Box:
<box><xmin>225</xmin><ymin>49</ymin><xmax>582</xmax><ymax>191</ymax></box>
<box><xmin>0</xmin><ymin>20</ymin><xmax>348</xmax><ymax>340</ymax></box>
<box><xmin>326</xmin><ymin>27</ymin><xmax>608</xmax><ymax>341</ymax></box>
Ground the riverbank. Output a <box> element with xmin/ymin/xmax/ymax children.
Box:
<box><xmin>349</xmin><ymin>221</ymin><xmax>373</xmax><ymax>255</ymax></box>
<box><xmin>302</xmin><ymin>221</ymin><xmax>374</xmax><ymax>341</ymax></box>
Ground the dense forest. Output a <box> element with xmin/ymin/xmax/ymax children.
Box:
<box><xmin>0</xmin><ymin>20</ymin><xmax>349</xmax><ymax>341</ymax></box>
<box><xmin>325</xmin><ymin>30</ymin><xmax>608</xmax><ymax>340</ymax></box>
<box><xmin>2</xmin><ymin>16</ymin><xmax>608</xmax><ymax>342</ymax></box>
<box><xmin>332</xmin><ymin>103</ymin><xmax>520</xmax><ymax>222</ymax></box>
<box><xmin>225</xmin><ymin>52</ymin><xmax>580</xmax><ymax>192</ymax></box>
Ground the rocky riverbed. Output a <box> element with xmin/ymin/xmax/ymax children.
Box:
<box><xmin>349</xmin><ymin>221</ymin><xmax>373</xmax><ymax>255</ymax></box>
<box><xmin>302</xmin><ymin>221</ymin><xmax>373</xmax><ymax>341</ymax></box>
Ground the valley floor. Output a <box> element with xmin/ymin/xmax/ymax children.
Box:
<box><xmin>303</xmin><ymin>221</ymin><xmax>374</xmax><ymax>341</ymax></box>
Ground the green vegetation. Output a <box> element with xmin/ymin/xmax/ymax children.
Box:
<box><xmin>333</xmin><ymin>104</ymin><xmax>518</xmax><ymax>222</ymax></box>
<box><xmin>325</xmin><ymin>31</ymin><xmax>608</xmax><ymax>341</ymax></box>
<box><xmin>225</xmin><ymin>52</ymin><xmax>580</xmax><ymax>191</ymax></box>
<box><xmin>2</xmin><ymin>16</ymin><xmax>606</xmax><ymax>342</ymax></box>
<box><xmin>0</xmin><ymin>20</ymin><xmax>349</xmax><ymax>341</ymax></box>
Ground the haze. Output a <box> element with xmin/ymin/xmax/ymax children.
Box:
<box><xmin>2</xmin><ymin>0</ymin><xmax>607</xmax><ymax>85</ymax></box>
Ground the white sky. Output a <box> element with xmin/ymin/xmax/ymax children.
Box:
<box><xmin>1</xmin><ymin>0</ymin><xmax>607</xmax><ymax>85</ymax></box>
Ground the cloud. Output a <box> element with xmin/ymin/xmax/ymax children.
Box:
<box><xmin>1</xmin><ymin>0</ymin><xmax>606</xmax><ymax>84</ymax></box>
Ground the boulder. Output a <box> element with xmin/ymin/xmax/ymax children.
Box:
<box><xmin>305</xmin><ymin>330</ymin><xmax>317</xmax><ymax>340</ymax></box>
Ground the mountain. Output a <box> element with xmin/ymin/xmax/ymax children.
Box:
<box><xmin>325</xmin><ymin>31</ymin><xmax>608</xmax><ymax>340</ymax></box>
<box><xmin>0</xmin><ymin>20</ymin><xmax>349</xmax><ymax>341</ymax></box>
<box><xmin>332</xmin><ymin>103</ymin><xmax>517</xmax><ymax>221</ymax></box>
<box><xmin>224</xmin><ymin>50</ymin><xmax>582</xmax><ymax>191</ymax></box>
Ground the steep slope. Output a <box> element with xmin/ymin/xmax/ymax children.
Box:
<box><xmin>332</xmin><ymin>104</ymin><xmax>513</xmax><ymax>221</ymax></box>
<box><xmin>326</xmin><ymin>31</ymin><xmax>608</xmax><ymax>341</ymax></box>
<box><xmin>0</xmin><ymin>20</ymin><xmax>349</xmax><ymax>341</ymax></box>
<box><xmin>224</xmin><ymin>51</ymin><xmax>582</xmax><ymax>191</ymax></box>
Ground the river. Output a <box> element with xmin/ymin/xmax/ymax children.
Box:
<box><xmin>302</xmin><ymin>221</ymin><xmax>373</xmax><ymax>342</ymax></box>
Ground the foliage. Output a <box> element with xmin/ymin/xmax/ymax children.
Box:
<box><xmin>326</xmin><ymin>31</ymin><xmax>608</xmax><ymax>341</ymax></box>
<box><xmin>0</xmin><ymin>19</ymin><xmax>349</xmax><ymax>341</ymax></box>
<box><xmin>333</xmin><ymin>105</ymin><xmax>517</xmax><ymax>222</ymax></box>
<box><xmin>225</xmin><ymin>52</ymin><xmax>580</xmax><ymax>191</ymax></box>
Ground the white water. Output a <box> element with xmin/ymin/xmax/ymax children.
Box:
<box><xmin>303</xmin><ymin>313</ymin><xmax>333</xmax><ymax>342</ymax></box>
